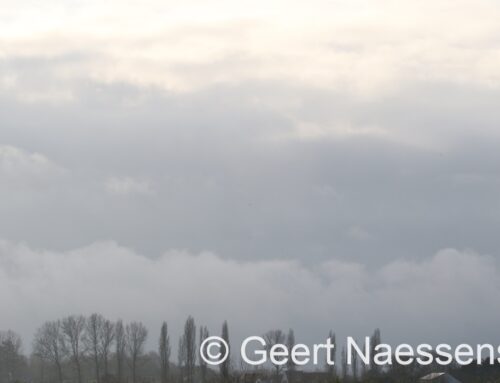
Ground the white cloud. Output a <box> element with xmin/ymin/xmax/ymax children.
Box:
<box><xmin>347</xmin><ymin>225</ymin><xmax>373</xmax><ymax>241</ymax></box>
<box><xmin>0</xmin><ymin>145</ymin><xmax>65</xmax><ymax>187</ymax></box>
<box><xmin>0</xmin><ymin>240</ymin><xmax>497</xmax><ymax>351</ymax></box>
<box><xmin>1</xmin><ymin>0</ymin><xmax>500</xmax><ymax>98</ymax></box>
<box><xmin>104</xmin><ymin>176</ymin><xmax>154</xmax><ymax>196</ymax></box>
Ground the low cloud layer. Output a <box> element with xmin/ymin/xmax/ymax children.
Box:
<box><xmin>1</xmin><ymin>239</ymin><xmax>498</xmax><ymax>352</ymax></box>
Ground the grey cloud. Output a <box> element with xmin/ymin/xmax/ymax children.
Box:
<box><xmin>1</xmin><ymin>79</ymin><xmax>500</xmax><ymax>265</ymax></box>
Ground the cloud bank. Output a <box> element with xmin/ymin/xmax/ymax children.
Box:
<box><xmin>0</xmin><ymin>239</ymin><xmax>498</xmax><ymax>351</ymax></box>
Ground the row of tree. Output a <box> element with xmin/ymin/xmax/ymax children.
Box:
<box><xmin>1</xmin><ymin>314</ymin><xmax>232</xmax><ymax>383</ymax></box>
<box><xmin>5</xmin><ymin>318</ymin><xmax>476</xmax><ymax>383</ymax></box>
<box><xmin>0</xmin><ymin>331</ymin><xmax>25</xmax><ymax>383</ymax></box>
<box><xmin>32</xmin><ymin>314</ymin><xmax>147</xmax><ymax>383</ymax></box>
<box><xmin>256</xmin><ymin>328</ymin><xmax>382</xmax><ymax>383</ymax></box>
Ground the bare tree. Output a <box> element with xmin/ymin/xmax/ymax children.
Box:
<box><xmin>264</xmin><ymin>330</ymin><xmax>286</xmax><ymax>383</ymax></box>
<box><xmin>85</xmin><ymin>313</ymin><xmax>103</xmax><ymax>383</ymax></box>
<box><xmin>361</xmin><ymin>340</ymin><xmax>368</xmax><ymax>379</ymax></box>
<box><xmin>0</xmin><ymin>330</ymin><xmax>25</xmax><ymax>383</ymax></box>
<box><xmin>370</xmin><ymin>328</ymin><xmax>381</xmax><ymax>376</ymax></box>
<box><xmin>33</xmin><ymin>321</ymin><xmax>66</xmax><ymax>383</ymax></box>
<box><xmin>220</xmin><ymin>321</ymin><xmax>230</xmax><ymax>383</ymax></box>
<box><xmin>351</xmin><ymin>339</ymin><xmax>358</xmax><ymax>382</ymax></box>
<box><xmin>183</xmin><ymin>316</ymin><xmax>196</xmax><ymax>383</ymax></box>
<box><xmin>29</xmin><ymin>353</ymin><xmax>46</xmax><ymax>383</ymax></box>
<box><xmin>177</xmin><ymin>337</ymin><xmax>186</xmax><ymax>383</ymax></box>
<box><xmin>100</xmin><ymin>318</ymin><xmax>115</xmax><ymax>379</ymax></box>
<box><xmin>199</xmin><ymin>326</ymin><xmax>209</xmax><ymax>383</ymax></box>
<box><xmin>80</xmin><ymin>314</ymin><xmax>114</xmax><ymax>382</ymax></box>
<box><xmin>115</xmin><ymin>320</ymin><xmax>126</xmax><ymax>383</ymax></box>
<box><xmin>159</xmin><ymin>322</ymin><xmax>171</xmax><ymax>383</ymax></box>
<box><xmin>126</xmin><ymin>321</ymin><xmax>148</xmax><ymax>383</ymax></box>
<box><xmin>341</xmin><ymin>346</ymin><xmax>348</xmax><ymax>382</ymax></box>
<box><xmin>62</xmin><ymin>315</ymin><xmax>86</xmax><ymax>383</ymax></box>
<box><xmin>286</xmin><ymin>328</ymin><xmax>296</xmax><ymax>382</ymax></box>
<box><xmin>325</xmin><ymin>330</ymin><xmax>336</xmax><ymax>379</ymax></box>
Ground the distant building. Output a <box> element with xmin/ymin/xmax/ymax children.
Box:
<box><xmin>419</xmin><ymin>372</ymin><xmax>462</xmax><ymax>383</ymax></box>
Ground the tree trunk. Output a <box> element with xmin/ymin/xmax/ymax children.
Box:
<box><xmin>56</xmin><ymin>362</ymin><xmax>63</xmax><ymax>383</ymax></box>
<box><xmin>77</xmin><ymin>360</ymin><xmax>83</xmax><ymax>383</ymax></box>
<box><xmin>94</xmin><ymin>351</ymin><xmax>100</xmax><ymax>383</ymax></box>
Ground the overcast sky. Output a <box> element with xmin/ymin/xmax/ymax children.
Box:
<box><xmin>1</xmin><ymin>0</ymin><xmax>500</xmax><ymax>353</ymax></box>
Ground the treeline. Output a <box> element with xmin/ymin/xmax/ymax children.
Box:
<box><xmin>0</xmin><ymin>314</ymin><xmax>230</xmax><ymax>383</ymax></box>
<box><xmin>3</xmin><ymin>317</ymin><xmax>500</xmax><ymax>383</ymax></box>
